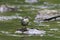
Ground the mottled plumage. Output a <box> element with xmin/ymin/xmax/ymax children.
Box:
<box><xmin>21</xmin><ymin>16</ymin><xmax>29</xmax><ymax>26</ymax></box>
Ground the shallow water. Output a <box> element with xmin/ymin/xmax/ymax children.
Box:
<box><xmin>0</xmin><ymin>16</ymin><xmax>22</xmax><ymax>21</ymax></box>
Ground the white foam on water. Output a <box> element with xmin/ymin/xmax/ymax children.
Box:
<box><xmin>15</xmin><ymin>31</ymin><xmax>22</xmax><ymax>33</ymax></box>
<box><xmin>47</xmin><ymin>34</ymin><xmax>60</xmax><ymax>38</ymax></box>
<box><xmin>6</xmin><ymin>34</ymin><xmax>21</xmax><ymax>37</ymax></box>
<box><xmin>0</xmin><ymin>31</ymin><xmax>10</xmax><ymax>34</ymax></box>
<box><xmin>47</xmin><ymin>34</ymin><xmax>54</xmax><ymax>37</ymax></box>
<box><xmin>0</xmin><ymin>30</ymin><xmax>46</xmax><ymax>37</ymax></box>
<box><xmin>25</xmin><ymin>0</ymin><xmax>38</xmax><ymax>3</ymax></box>
<box><xmin>15</xmin><ymin>28</ymin><xmax>46</xmax><ymax>37</ymax></box>
<box><xmin>54</xmin><ymin>36</ymin><xmax>60</xmax><ymax>38</ymax></box>
<box><xmin>0</xmin><ymin>5</ymin><xmax>8</xmax><ymax>13</ymax></box>
<box><xmin>46</xmin><ymin>25</ymin><xmax>50</xmax><ymax>26</ymax></box>
<box><xmin>0</xmin><ymin>16</ymin><xmax>22</xmax><ymax>21</ymax></box>
<box><xmin>39</xmin><ymin>24</ymin><xmax>50</xmax><ymax>27</ymax></box>
<box><xmin>0</xmin><ymin>30</ymin><xmax>60</xmax><ymax>38</ymax></box>
<box><xmin>57</xmin><ymin>22</ymin><xmax>60</xmax><ymax>23</ymax></box>
<box><xmin>0</xmin><ymin>31</ymin><xmax>24</xmax><ymax>37</ymax></box>
<box><xmin>36</xmin><ymin>24</ymin><xmax>50</xmax><ymax>27</ymax></box>
<box><xmin>41</xmin><ymin>24</ymin><xmax>50</xmax><ymax>27</ymax></box>
<box><xmin>48</xmin><ymin>34</ymin><xmax>60</xmax><ymax>38</ymax></box>
<box><xmin>50</xmin><ymin>28</ymin><xmax>59</xmax><ymax>31</ymax></box>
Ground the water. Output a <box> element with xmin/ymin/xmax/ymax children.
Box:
<box><xmin>0</xmin><ymin>16</ymin><xmax>22</xmax><ymax>21</ymax></box>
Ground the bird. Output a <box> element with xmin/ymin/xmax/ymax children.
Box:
<box><xmin>21</xmin><ymin>16</ymin><xmax>29</xmax><ymax>28</ymax></box>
